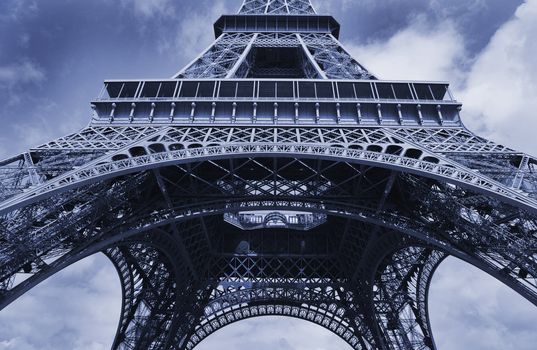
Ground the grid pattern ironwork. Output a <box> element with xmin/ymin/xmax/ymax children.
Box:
<box><xmin>1</xmin><ymin>0</ymin><xmax>537</xmax><ymax>349</ymax></box>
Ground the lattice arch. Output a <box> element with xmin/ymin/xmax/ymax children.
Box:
<box><xmin>2</xmin><ymin>0</ymin><xmax>537</xmax><ymax>348</ymax></box>
<box><xmin>1</xmin><ymin>157</ymin><xmax>537</xmax><ymax>348</ymax></box>
<box><xmin>188</xmin><ymin>303</ymin><xmax>369</xmax><ymax>349</ymax></box>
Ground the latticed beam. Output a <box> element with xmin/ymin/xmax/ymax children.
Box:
<box><xmin>239</xmin><ymin>0</ymin><xmax>316</xmax><ymax>14</ymax></box>
<box><xmin>1</xmin><ymin>0</ymin><xmax>537</xmax><ymax>349</ymax></box>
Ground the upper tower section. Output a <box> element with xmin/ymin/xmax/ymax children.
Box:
<box><xmin>239</xmin><ymin>0</ymin><xmax>316</xmax><ymax>15</ymax></box>
<box><xmin>91</xmin><ymin>0</ymin><xmax>461</xmax><ymax>127</ymax></box>
<box><xmin>175</xmin><ymin>0</ymin><xmax>368</xmax><ymax>80</ymax></box>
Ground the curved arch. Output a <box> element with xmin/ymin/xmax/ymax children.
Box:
<box><xmin>0</xmin><ymin>207</ymin><xmax>526</xmax><ymax>350</ymax></box>
<box><xmin>2</xmin><ymin>193</ymin><xmax>536</xmax><ymax>315</ymax></box>
<box><xmin>416</xmin><ymin>252</ymin><xmax>446</xmax><ymax>349</ymax></box>
<box><xmin>105</xmin><ymin>235</ymin><xmax>188</xmax><ymax>350</ymax></box>
<box><xmin>188</xmin><ymin>303</ymin><xmax>367</xmax><ymax>350</ymax></box>
<box><xmin>1</xmin><ymin>159</ymin><xmax>537</xmax><ymax>350</ymax></box>
<box><xmin>370</xmin><ymin>245</ymin><xmax>447</xmax><ymax>350</ymax></box>
<box><xmin>192</xmin><ymin>315</ymin><xmax>357</xmax><ymax>349</ymax></box>
<box><xmin>1</xmin><ymin>144</ymin><xmax>535</xmax><ymax>215</ymax></box>
<box><xmin>0</xmin><ymin>230</ymin><xmax>191</xmax><ymax>349</ymax></box>
<box><xmin>6</xmin><ymin>189</ymin><xmax>537</xmax><ymax>306</ymax></box>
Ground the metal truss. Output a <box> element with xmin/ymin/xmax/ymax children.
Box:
<box><xmin>174</xmin><ymin>1</ymin><xmax>371</xmax><ymax>80</ymax></box>
<box><xmin>2</xmin><ymin>126</ymin><xmax>535</xmax><ymax>213</ymax></box>
<box><xmin>176</xmin><ymin>32</ymin><xmax>372</xmax><ymax>80</ymax></box>
<box><xmin>2</xmin><ymin>152</ymin><xmax>537</xmax><ymax>348</ymax></box>
<box><xmin>373</xmin><ymin>247</ymin><xmax>445</xmax><ymax>349</ymax></box>
<box><xmin>300</xmin><ymin>34</ymin><xmax>373</xmax><ymax>80</ymax></box>
<box><xmin>239</xmin><ymin>0</ymin><xmax>316</xmax><ymax>15</ymax></box>
<box><xmin>2</xmin><ymin>0</ymin><xmax>537</xmax><ymax>349</ymax></box>
<box><xmin>177</xmin><ymin>34</ymin><xmax>256</xmax><ymax>79</ymax></box>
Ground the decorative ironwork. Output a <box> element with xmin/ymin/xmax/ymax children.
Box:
<box><xmin>1</xmin><ymin>0</ymin><xmax>537</xmax><ymax>349</ymax></box>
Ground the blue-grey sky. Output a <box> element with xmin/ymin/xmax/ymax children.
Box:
<box><xmin>1</xmin><ymin>0</ymin><xmax>537</xmax><ymax>349</ymax></box>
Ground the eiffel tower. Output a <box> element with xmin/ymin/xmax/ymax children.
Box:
<box><xmin>1</xmin><ymin>0</ymin><xmax>537</xmax><ymax>349</ymax></box>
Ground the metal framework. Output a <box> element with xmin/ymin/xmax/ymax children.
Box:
<box><xmin>1</xmin><ymin>0</ymin><xmax>537</xmax><ymax>349</ymax></box>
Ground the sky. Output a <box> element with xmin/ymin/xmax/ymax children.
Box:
<box><xmin>1</xmin><ymin>0</ymin><xmax>537</xmax><ymax>349</ymax></box>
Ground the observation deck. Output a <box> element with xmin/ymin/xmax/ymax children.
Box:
<box><xmin>92</xmin><ymin>78</ymin><xmax>461</xmax><ymax>127</ymax></box>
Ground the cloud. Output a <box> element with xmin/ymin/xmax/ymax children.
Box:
<box><xmin>0</xmin><ymin>254</ymin><xmax>121</xmax><ymax>350</ymax></box>
<box><xmin>342</xmin><ymin>3</ymin><xmax>537</xmax><ymax>348</ymax></box>
<box><xmin>0</xmin><ymin>60</ymin><xmax>45</xmax><ymax>112</ymax></box>
<box><xmin>0</xmin><ymin>0</ymin><xmax>38</xmax><ymax>22</ymax></box>
<box><xmin>164</xmin><ymin>1</ymin><xmax>235</xmax><ymax>70</ymax></box>
<box><xmin>346</xmin><ymin>19</ymin><xmax>466</xmax><ymax>81</ymax></box>
<box><xmin>315</xmin><ymin>0</ymin><xmax>354</xmax><ymax>13</ymax></box>
<box><xmin>119</xmin><ymin>0</ymin><xmax>175</xmax><ymax>18</ymax></box>
<box><xmin>317</xmin><ymin>0</ymin><xmax>522</xmax><ymax>63</ymax></box>
<box><xmin>0</xmin><ymin>61</ymin><xmax>45</xmax><ymax>87</ymax></box>
<box><xmin>430</xmin><ymin>258</ymin><xmax>537</xmax><ymax>350</ymax></box>
<box><xmin>0</xmin><ymin>102</ymin><xmax>89</xmax><ymax>159</ymax></box>
<box><xmin>459</xmin><ymin>0</ymin><xmax>537</xmax><ymax>153</ymax></box>
<box><xmin>345</xmin><ymin>0</ymin><xmax>537</xmax><ymax>155</ymax></box>
<box><xmin>0</xmin><ymin>338</ymin><xmax>39</xmax><ymax>350</ymax></box>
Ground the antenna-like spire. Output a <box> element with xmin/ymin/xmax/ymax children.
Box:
<box><xmin>239</xmin><ymin>0</ymin><xmax>316</xmax><ymax>15</ymax></box>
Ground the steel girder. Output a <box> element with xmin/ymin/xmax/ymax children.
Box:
<box><xmin>300</xmin><ymin>33</ymin><xmax>373</xmax><ymax>80</ymax></box>
<box><xmin>239</xmin><ymin>0</ymin><xmax>316</xmax><ymax>15</ymax></box>
<box><xmin>2</xmin><ymin>0</ymin><xmax>537</xmax><ymax>349</ymax></box>
<box><xmin>175</xmin><ymin>33</ymin><xmax>372</xmax><ymax>79</ymax></box>
<box><xmin>2</xmin><ymin>126</ymin><xmax>536</xmax><ymax>214</ymax></box>
<box><xmin>1</xmin><ymin>152</ymin><xmax>537</xmax><ymax>349</ymax></box>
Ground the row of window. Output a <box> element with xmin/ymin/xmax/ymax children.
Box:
<box><xmin>102</xmin><ymin>80</ymin><xmax>452</xmax><ymax>102</ymax></box>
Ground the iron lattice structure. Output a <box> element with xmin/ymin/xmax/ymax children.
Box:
<box><xmin>1</xmin><ymin>1</ymin><xmax>537</xmax><ymax>349</ymax></box>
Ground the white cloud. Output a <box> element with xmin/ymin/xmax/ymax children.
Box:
<box><xmin>0</xmin><ymin>100</ymin><xmax>87</xmax><ymax>159</ymax></box>
<box><xmin>164</xmin><ymin>1</ymin><xmax>234</xmax><ymax>71</ymax></box>
<box><xmin>0</xmin><ymin>0</ymin><xmax>38</xmax><ymax>22</ymax></box>
<box><xmin>119</xmin><ymin>0</ymin><xmax>175</xmax><ymax>18</ymax></box>
<box><xmin>340</xmin><ymin>2</ymin><xmax>537</xmax><ymax>348</ymax></box>
<box><xmin>0</xmin><ymin>61</ymin><xmax>45</xmax><ymax>86</ymax></box>
<box><xmin>459</xmin><ymin>0</ymin><xmax>537</xmax><ymax>153</ymax></box>
<box><xmin>430</xmin><ymin>258</ymin><xmax>537</xmax><ymax>350</ymax></box>
<box><xmin>0</xmin><ymin>60</ymin><xmax>46</xmax><ymax>113</ymax></box>
<box><xmin>346</xmin><ymin>19</ymin><xmax>466</xmax><ymax>82</ymax></box>
<box><xmin>345</xmin><ymin>0</ymin><xmax>537</xmax><ymax>154</ymax></box>
<box><xmin>0</xmin><ymin>254</ymin><xmax>121</xmax><ymax>350</ymax></box>
<box><xmin>18</xmin><ymin>33</ymin><xmax>30</xmax><ymax>48</ymax></box>
<box><xmin>315</xmin><ymin>0</ymin><xmax>354</xmax><ymax>13</ymax></box>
